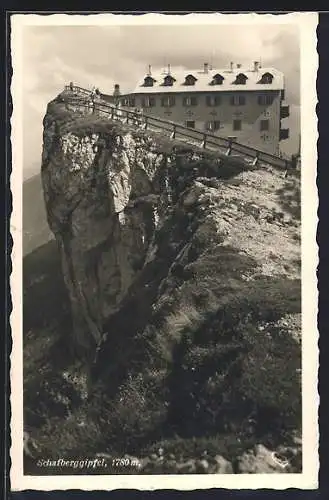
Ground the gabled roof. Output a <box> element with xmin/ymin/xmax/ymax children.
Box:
<box><xmin>258</xmin><ymin>71</ymin><xmax>274</xmax><ymax>84</ymax></box>
<box><xmin>162</xmin><ymin>74</ymin><xmax>177</xmax><ymax>85</ymax></box>
<box><xmin>212</xmin><ymin>73</ymin><xmax>224</xmax><ymax>80</ymax></box>
<box><xmin>185</xmin><ymin>74</ymin><xmax>198</xmax><ymax>80</ymax></box>
<box><xmin>142</xmin><ymin>75</ymin><xmax>157</xmax><ymax>86</ymax></box>
<box><xmin>129</xmin><ymin>66</ymin><xmax>284</xmax><ymax>94</ymax></box>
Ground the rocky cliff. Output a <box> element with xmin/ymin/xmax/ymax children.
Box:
<box><xmin>24</xmin><ymin>93</ymin><xmax>302</xmax><ymax>473</ymax></box>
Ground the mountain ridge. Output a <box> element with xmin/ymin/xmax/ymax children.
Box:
<box><xmin>23</xmin><ymin>92</ymin><xmax>302</xmax><ymax>474</ymax></box>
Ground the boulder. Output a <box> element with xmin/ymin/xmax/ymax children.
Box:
<box><xmin>237</xmin><ymin>444</ymin><xmax>289</xmax><ymax>474</ymax></box>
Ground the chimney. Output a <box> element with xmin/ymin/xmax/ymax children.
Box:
<box><xmin>167</xmin><ymin>63</ymin><xmax>171</xmax><ymax>75</ymax></box>
<box><xmin>230</xmin><ymin>61</ymin><xmax>234</xmax><ymax>72</ymax></box>
<box><xmin>113</xmin><ymin>84</ymin><xmax>121</xmax><ymax>96</ymax></box>
<box><xmin>237</xmin><ymin>63</ymin><xmax>242</xmax><ymax>69</ymax></box>
<box><xmin>147</xmin><ymin>64</ymin><xmax>152</xmax><ymax>76</ymax></box>
<box><xmin>254</xmin><ymin>61</ymin><xmax>260</xmax><ymax>72</ymax></box>
<box><xmin>204</xmin><ymin>62</ymin><xmax>209</xmax><ymax>74</ymax></box>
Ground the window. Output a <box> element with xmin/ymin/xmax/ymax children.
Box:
<box><xmin>230</xmin><ymin>94</ymin><xmax>246</xmax><ymax>106</ymax></box>
<box><xmin>128</xmin><ymin>98</ymin><xmax>135</xmax><ymax>107</ymax></box>
<box><xmin>280</xmin><ymin>128</ymin><xmax>289</xmax><ymax>140</ymax></box>
<box><xmin>260</xmin><ymin>119</ymin><xmax>269</xmax><ymax>131</ymax></box>
<box><xmin>163</xmin><ymin>75</ymin><xmax>176</xmax><ymax>87</ymax></box>
<box><xmin>259</xmin><ymin>72</ymin><xmax>274</xmax><ymax>84</ymax></box>
<box><xmin>183</xmin><ymin>96</ymin><xmax>198</xmax><ymax>106</ymax></box>
<box><xmin>281</xmin><ymin>89</ymin><xmax>285</xmax><ymax>101</ymax></box>
<box><xmin>141</xmin><ymin>96</ymin><xmax>156</xmax><ymax>107</ymax></box>
<box><xmin>258</xmin><ymin>94</ymin><xmax>274</xmax><ymax>105</ymax></box>
<box><xmin>185</xmin><ymin>121</ymin><xmax>195</xmax><ymax>129</ymax></box>
<box><xmin>233</xmin><ymin>119</ymin><xmax>242</xmax><ymax>131</ymax></box>
<box><xmin>143</xmin><ymin>76</ymin><xmax>156</xmax><ymax>87</ymax></box>
<box><xmin>184</xmin><ymin>74</ymin><xmax>197</xmax><ymax>86</ymax></box>
<box><xmin>211</xmin><ymin>74</ymin><xmax>224</xmax><ymax>85</ymax></box>
<box><xmin>205</xmin><ymin>120</ymin><xmax>221</xmax><ymax>132</ymax></box>
<box><xmin>161</xmin><ymin>96</ymin><xmax>175</xmax><ymax>107</ymax></box>
<box><xmin>206</xmin><ymin>95</ymin><xmax>221</xmax><ymax>106</ymax></box>
<box><xmin>234</xmin><ymin>73</ymin><xmax>248</xmax><ymax>85</ymax></box>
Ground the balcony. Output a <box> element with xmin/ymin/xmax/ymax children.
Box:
<box><xmin>280</xmin><ymin>105</ymin><xmax>290</xmax><ymax>119</ymax></box>
<box><xmin>279</xmin><ymin>128</ymin><xmax>289</xmax><ymax>141</ymax></box>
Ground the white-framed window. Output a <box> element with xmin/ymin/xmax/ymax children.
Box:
<box><xmin>184</xmin><ymin>74</ymin><xmax>197</xmax><ymax>86</ymax></box>
<box><xmin>211</xmin><ymin>74</ymin><xmax>224</xmax><ymax>85</ymax></box>
<box><xmin>259</xmin><ymin>72</ymin><xmax>274</xmax><ymax>84</ymax></box>
<box><xmin>144</xmin><ymin>76</ymin><xmax>156</xmax><ymax>87</ymax></box>
<box><xmin>258</xmin><ymin>94</ymin><xmax>274</xmax><ymax>105</ymax></box>
<box><xmin>161</xmin><ymin>96</ymin><xmax>175</xmax><ymax>107</ymax></box>
<box><xmin>141</xmin><ymin>96</ymin><xmax>156</xmax><ymax>107</ymax></box>
<box><xmin>206</xmin><ymin>95</ymin><xmax>221</xmax><ymax>106</ymax></box>
<box><xmin>233</xmin><ymin>119</ymin><xmax>242</xmax><ymax>131</ymax></box>
<box><xmin>205</xmin><ymin>120</ymin><xmax>221</xmax><ymax>132</ymax></box>
<box><xmin>260</xmin><ymin>119</ymin><xmax>270</xmax><ymax>131</ymax></box>
<box><xmin>185</xmin><ymin>120</ymin><xmax>195</xmax><ymax>129</ymax></box>
<box><xmin>230</xmin><ymin>94</ymin><xmax>246</xmax><ymax>106</ymax></box>
<box><xmin>234</xmin><ymin>73</ymin><xmax>248</xmax><ymax>85</ymax></box>
<box><xmin>163</xmin><ymin>75</ymin><xmax>176</xmax><ymax>87</ymax></box>
<box><xmin>183</xmin><ymin>96</ymin><xmax>198</xmax><ymax>106</ymax></box>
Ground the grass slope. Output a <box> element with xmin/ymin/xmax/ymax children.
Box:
<box><xmin>23</xmin><ymin>103</ymin><xmax>301</xmax><ymax>473</ymax></box>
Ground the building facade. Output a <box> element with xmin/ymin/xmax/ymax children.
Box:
<box><xmin>117</xmin><ymin>62</ymin><xmax>290</xmax><ymax>155</ymax></box>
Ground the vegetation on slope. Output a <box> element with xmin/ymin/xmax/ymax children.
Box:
<box><xmin>24</xmin><ymin>103</ymin><xmax>301</xmax><ymax>474</ymax></box>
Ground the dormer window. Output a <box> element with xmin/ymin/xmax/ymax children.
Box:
<box><xmin>211</xmin><ymin>73</ymin><xmax>224</xmax><ymax>85</ymax></box>
<box><xmin>163</xmin><ymin>74</ymin><xmax>176</xmax><ymax>87</ymax></box>
<box><xmin>184</xmin><ymin>74</ymin><xmax>197</xmax><ymax>86</ymax></box>
<box><xmin>258</xmin><ymin>72</ymin><xmax>274</xmax><ymax>84</ymax></box>
<box><xmin>143</xmin><ymin>76</ymin><xmax>156</xmax><ymax>87</ymax></box>
<box><xmin>234</xmin><ymin>73</ymin><xmax>248</xmax><ymax>85</ymax></box>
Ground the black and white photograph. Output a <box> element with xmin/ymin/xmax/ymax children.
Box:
<box><xmin>10</xmin><ymin>12</ymin><xmax>318</xmax><ymax>491</ymax></box>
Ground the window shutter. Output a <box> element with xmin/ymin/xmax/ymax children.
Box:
<box><xmin>191</xmin><ymin>96</ymin><xmax>197</xmax><ymax>106</ymax></box>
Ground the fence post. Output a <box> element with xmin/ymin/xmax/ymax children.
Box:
<box><xmin>251</xmin><ymin>152</ymin><xmax>259</xmax><ymax>167</ymax></box>
<box><xmin>225</xmin><ymin>140</ymin><xmax>232</xmax><ymax>156</ymax></box>
<box><xmin>170</xmin><ymin>124</ymin><xmax>176</xmax><ymax>140</ymax></box>
<box><xmin>143</xmin><ymin>116</ymin><xmax>148</xmax><ymax>130</ymax></box>
<box><xmin>201</xmin><ymin>133</ymin><xmax>207</xmax><ymax>149</ymax></box>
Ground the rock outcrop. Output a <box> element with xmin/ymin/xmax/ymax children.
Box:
<box><xmin>42</xmin><ymin>99</ymin><xmax>172</xmax><ymax>362</ymax></box>
<box><xmin>27</xmin><ymin>91</ymin><xmax>302</xmax><ymax>471</ymax></box>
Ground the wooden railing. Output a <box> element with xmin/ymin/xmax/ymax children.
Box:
<box><xmin>62</xmin><ymin>85</ymin><xmax>293</xmax><ymax>170</ymax></box>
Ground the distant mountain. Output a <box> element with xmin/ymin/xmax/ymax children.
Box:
<box><xmin>23</xmin><ymin>173</ymin><xmax>54</xmax><ymax>256</ymax></box>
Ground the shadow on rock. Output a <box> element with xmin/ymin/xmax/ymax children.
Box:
<box><xmin>23</xmin><ymin>239</ymin><xmax>70</xmax><ymax>332</ymax></box>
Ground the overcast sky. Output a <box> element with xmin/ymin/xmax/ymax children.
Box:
<box><xmin>20</xmin><ymin>21</ymin><xmax>300</xmax><ymax>180</ymax></box>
